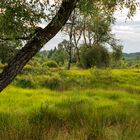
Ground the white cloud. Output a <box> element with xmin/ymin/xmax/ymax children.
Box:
<box><xmin>112</xmin><ymin>8</ymin><xmax>140</xmax><ymax>53</ymax></box>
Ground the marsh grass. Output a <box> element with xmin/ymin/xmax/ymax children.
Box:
<box><xmin>0</xmin><ymin>86</ymin><xmax>139</xmax><ymax>140</ymax></box>
<box><xmin>10</xmin><ymin>68</ymin><xmax>140</xmax><ymax>95</ymax></box>
<box><xmin>0</xmin><ymin>68</ymin><xmax>140</xmax><ymax>139</ymax></box>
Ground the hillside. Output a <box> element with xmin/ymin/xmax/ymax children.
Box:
<box><xmin>123</xmin><ymin>52</ymin><xmax>140</xmax><ymax>60</ymax></box>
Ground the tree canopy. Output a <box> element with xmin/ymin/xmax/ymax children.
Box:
<box><xmin>0</xmin><ymin>0</ymin><xmax>138</xmax><ymax>39</ymax></box>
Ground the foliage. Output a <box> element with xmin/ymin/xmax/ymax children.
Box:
<box><xmin>51</xmin><ymin>45</ymin><xmax>67</xmax><ymax>66</ymax></box>
<box><xmin>110</xmin><ymin>45</ymin><xmax>123</xmax><ymax>68</ymax></box>
<box><xmin>0</xmin><ymin>0</ymin><xmax>51</xmax><ymax>38</ymax></box>
<box><xmin>44</xmin><ymin>60</ymin><xmax>58</xmax><ymax>68</ymax></box>
<box><xmin>0</xmin><ymin>41</ymin><xmax>19</xmax><ymax>64</ymax></box>
<box><xmin>22</xmin><ymin>64</ymin><xmax>50</xmax><ymax>75</ymax></box>
<box><xmin>112</xmin><ymin>45</ymin><xmax>123</xmax><ymax>61</ymax></box>
<box><xmin>80</xmin><ymin>45</ymin><xmax>110</xmax><ymax>68</ymax></box>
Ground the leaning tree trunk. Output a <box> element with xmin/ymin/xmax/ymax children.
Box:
<box><xmin>0</xmin><ymin>0</ymin><xmax>79</xmax><ymax>92</ymax></box>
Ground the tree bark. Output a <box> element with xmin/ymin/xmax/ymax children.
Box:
<box><xmin>76</xmin><ymin>47</ymin><xmax>81</xmax><ymax>67</ymax></box>
<box><xmin>67</xmin><ymin>11</ymin><xmax>75</xmax><ymax>70</ymax></box>
<box><xmin>0</xmin><ymin>0</ymin><xmax>79</xmax><ymax>92</ymax></box>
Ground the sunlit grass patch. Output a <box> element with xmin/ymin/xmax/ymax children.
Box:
<box><xmin>0</xmin><ymin>69</ymin><xmax>140</xmax><ymax>139</ymax></box>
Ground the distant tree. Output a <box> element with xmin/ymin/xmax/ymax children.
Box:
<box><xmin>80</xmin><ymin>44</ymin><xmax>110</xmax><ymax>68</ymax></box>
<box><xmin>111</xmin><ymin>45</ymin><xmax>123</xmax><ymax>67</ymax></box>
<box><xmin>47</xmin><ymin>48</ymin><xmax>57</xmax><ymax>59</ymax></box>
<box><xmin>112</xmin><ymin>45</ymin><xmax>123</xmax><ymax>61</ymax></box>
<box><xmin>58</xmin><ymin>40</ymin><xmax>75</xmax><ymax>69</ymax></box>
<box><xmin>51</xmin><ymin>44</ymin><xmax>67</xmax><ymax>66</ymax></box>
<box><xmin>64</xmin><ymin>9</ymin><xmax>83</xmax><ymax>66</ymax></box>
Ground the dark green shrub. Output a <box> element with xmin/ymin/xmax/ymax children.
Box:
<box><xmin>22</xmin><ymin>65</ymin><xmax>33</xmax><ymax>73</ymax></box>
<box><xmin>43</xmin><ymin>61</ymin><xmax>58</xmax><ymax>68</ymax></box>
<box><xmin>80</xmin><ymin>45</ymin><xmax>110</xmax><ymax>68</ymax></box>
<box><xmin>134</xmin><ymin>64</ymin><xmax>140</xmax><ymax>68</ymax></box>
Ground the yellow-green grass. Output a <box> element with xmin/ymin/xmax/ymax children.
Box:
<box><xmin>11</xmin><ymin>68</ymin><xmax>140</xmax><ymax>94</ymax></box>
<box><xmin>0</xmin><ymin>68</ymin><xmax>140</xmax><ymax>140</ymax></box>
<box><xmin>65</xmin><ymin>68</ymin><xmax>140</xmax><ymax>92</ymax></box>
<box><xmin>0</xmin><ymin>85</ymin><xmax>139</xmax><ymax>140</ymax></box>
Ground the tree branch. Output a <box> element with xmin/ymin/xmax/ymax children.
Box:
<box><xmin>0</xmin><ymin>36</ymin><xmax>29</xmax><ymax>41</ymax></box>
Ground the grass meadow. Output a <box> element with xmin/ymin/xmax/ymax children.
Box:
<box><xmin>0</xmin><ymin>68</ymin><xmax>140</xmax><ymax>140</ymax></box>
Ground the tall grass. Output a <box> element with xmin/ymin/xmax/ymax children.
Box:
<box><xmin>11</xmin><ymin>68</ymin><xmax>140</xmax><ymax>95</ymax></box>
<box><xmin>0</xmin><ymin>68</ymin><xmax>140</xmax><ymax>139</ymax></box>
<box><xmin>0</xmin><ymin>86</ymin><xmax>139</xmax><ymax>140</ymax></box>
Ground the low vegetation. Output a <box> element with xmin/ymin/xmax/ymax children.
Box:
<box><xmin>0</xmin><ymin>68</ymin><xmax>139</xmax><ymax>140</ymax></box>
<box><xmin>12</xmin><ymin>67</ymin><xmax>140</xmax><ymax>93</ymax></box>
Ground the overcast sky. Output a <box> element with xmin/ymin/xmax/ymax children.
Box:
<box><xmin>42</xmin><ymin>6</ymin><xmax>140</xmax><ymax>53</ymax></box>
<box><xmin>112</xmin><ymin>8</ymin><xmax>140</xmax><ymax>53</ymax></box>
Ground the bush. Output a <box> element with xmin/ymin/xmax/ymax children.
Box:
<box><xmin>43</xmin><ymin>61</ymin><xmax>58</xmax><ymax>68</ymax></box>
<box><xmin>80</xmin><ymin>45</ymin><xmax>110</xmax><ymax>68</ymax></box>
<box><xmin>41</xmin><ymin>75</ymin><xmax>62</xmax><ymax>90</ymax></box>
<box><xmin>13</xmin><ymin>75</ymin><xmax>37</xmax><ymax>88</ymax></box>
<box><xmin>22</xmin><ymin>64</ymin><xmax>50</xmax><ymax>75</ymax></box>
<box><xmin>22</xmin><ymin>65</ymin><xmax>34</xmax><ymax>73</ymax></box>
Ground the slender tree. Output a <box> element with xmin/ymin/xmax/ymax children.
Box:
<box><xmin>72</xmin><ymin>9</ymin><xmax>83</xmax><ymax>66</ymax></box>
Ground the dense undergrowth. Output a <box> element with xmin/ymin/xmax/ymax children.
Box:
<box><xmin>0</xmin><ymin>68</ymin><xmax>140</xmax><ymax>140</ymax></box>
